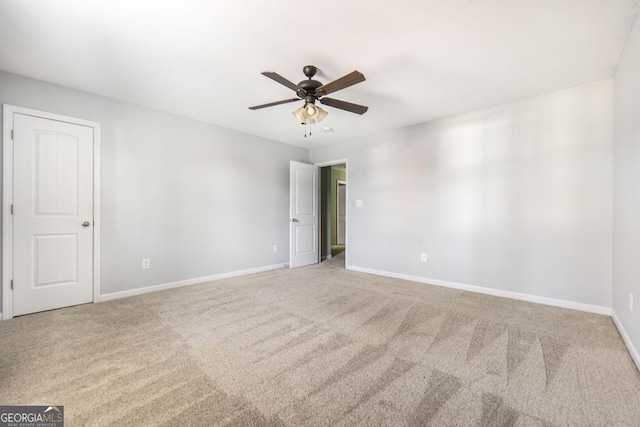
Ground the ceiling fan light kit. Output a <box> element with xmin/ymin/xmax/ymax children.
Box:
<box><xmin>293</xmin><ymin>103</ymin><xmax>328</xmax><ymax>125</ymax></box>
<box><xmin>249</xmin><ymin>65</ymin><xmax>368</xmax><ymax>136</ymax></box>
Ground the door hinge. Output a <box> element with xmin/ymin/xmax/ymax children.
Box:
<box><xmin>10</xmin><ymin>279</ymin><xmax>13</xmax><ymax>290</ymax></box>
<box><xmin>10</xmin><ymin>204</ymin><xmax>13</xmax><ymax>215</ymax></box>
<box><xmin>10</xmin><ymin>129</ymin><xmax>14</xmax><ymax>140</ymax></box>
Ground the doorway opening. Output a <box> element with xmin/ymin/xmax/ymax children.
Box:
<box><xmin>319</xmin><ymin>163</ymin><xmax>347</xmax><ymax>265</ymax></box>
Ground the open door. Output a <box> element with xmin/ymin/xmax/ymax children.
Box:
<box><xmin>290</xmin><ymin>161</ymin><xmax>319</xmax><ymax>268</ymax></box>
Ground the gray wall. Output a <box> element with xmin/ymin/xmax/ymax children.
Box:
<box><xmin>0</xmin><ymin>71</ymin><xmax>308</xmax><ymax>306</ymax></box>
<box><xmin>0</xmin><ymin>70</ymin><xmax>622</xmax><ymax>322</ymax></box>
<box><xmin>311</xmin><ymin>79</ymin><xmax>613</xmax><ymax>308</ymax></box>
<box><xmin>613</xmin><ymin>15</ymin><xmax>640</xmax><ymax>358</ymax></box>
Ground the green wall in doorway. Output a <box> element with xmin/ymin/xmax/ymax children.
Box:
<box><xmin>320</xmin><ymin>165</ymin><xmax>346</xmax><ymax>259</ymax></box>
<box><xmin>330</xmin><ymin>168</ymin><xmax>346</xmax><ymax>246</ymax></box>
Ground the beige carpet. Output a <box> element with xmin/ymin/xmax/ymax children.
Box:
<box><xmin>1</xmin><ymin>254</ymin><xmax>639</xmax><ymax>426</ymax></box>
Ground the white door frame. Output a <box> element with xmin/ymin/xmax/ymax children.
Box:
<box><xmin>2</xmin><ymin>104</ymin><xmax>101</xmax><ymax>320</ymax></box>
<box><xmin>314</xmin><ymin>158</ymin><xmax>348</xmax><ymax>268</ymax></box>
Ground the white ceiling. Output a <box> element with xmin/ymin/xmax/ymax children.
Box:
<box><xmin>0</xmin><ymin>1</ymin><xmax>638</xmax><ymax>149</ymax></box>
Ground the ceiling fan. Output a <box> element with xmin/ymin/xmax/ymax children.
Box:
<box><xmin>249</xmin><ymin>65</ymin><xmax>368</xmax><ymax>125</ymax></box>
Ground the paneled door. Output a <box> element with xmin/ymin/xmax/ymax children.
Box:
<box><xmin>289</xmin><ymin>161</ymin><xmax>319</xmax><ymax>268</ymax></box>
<box><xmin>12</xmin><ymin>113</ymin><xmax>95</xmax><ymax>316</ymax></box>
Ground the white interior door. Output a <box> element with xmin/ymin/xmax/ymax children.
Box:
<box><xmin>337</xmin><ymin>181</ymin><xmax>346</xmax><ymax>245</ymax></box>
<box><xmin>12</xmin><ymin>113</ymin><xmax>94</xmax><ymax>316</ymax></box>
<box><xmin>290</xmin><ymin>161</ymin><xmax>319</xmax><ymax>268</ymax></box>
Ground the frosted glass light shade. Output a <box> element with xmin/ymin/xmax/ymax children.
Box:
<box><xmin>292</xmin><ymin>103</ymin><xmax>328</xmax><ymax>124</ymax></box>
<box><xmin>315</xmin><ymin>106</ymin><xmax>328</xmax><ymax>123</ymax></box>
<box><xmin>293</xmin><ymin>106</ymin><xmax>306</xmax><ymax>123</ymax></box>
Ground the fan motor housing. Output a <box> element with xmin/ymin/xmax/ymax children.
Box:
<box><xmin>298</xmin><ymin>79</ymin><xmax>322</xmax><ymax>94</ymax></box>
<box><xmin>299</xmin><ymin>65</ymin><xmax>322</xmax><ymax>98</ymax></box>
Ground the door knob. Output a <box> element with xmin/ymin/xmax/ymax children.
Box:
<box><xmin>291</xmin><ymin>218</ymin><xmax>299</xmax><ymax>222</ymax></box>
<box><xmin>82</xmin><ymin>221</ymin><xmax>90</xmax><ymax>227</ymax></box>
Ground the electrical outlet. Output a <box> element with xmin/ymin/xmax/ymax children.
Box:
<box><xmin>142</xmin><ymin>258</ymin><xmax>150</xmax><ymax>270</ymax></box>
<box><xmin>273</xmin><ymin>245</ymin><xmax>278</xmax><ymax>253</ymax></box>
<box><xmin>421</xmin><ymin>253</ymin><xmax>427</xmax><ymax>263</ymax></box>
<box><xmin>630</xmin><ymin>292</ymin><xmax>634</xmax><ymax>312</ymax></box>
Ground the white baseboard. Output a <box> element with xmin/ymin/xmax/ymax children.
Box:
<box><xmin>99</xmin><ymin>263</ymin><xmax>286</xmax><ymax>302</ymax></box>
<box><xmin>346</xmin><ymin>265</ymin><xmax>611</xmax><ymax>316</ymax></box>
<box><xmin>612</xmin><ymin>311</ymin><xmax>640</xmax><ymax>372</ymax></box>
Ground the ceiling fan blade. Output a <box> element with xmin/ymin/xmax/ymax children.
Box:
<box><xmin>249</xmin><ymin>98</ymin><xmax>300</xmax><ymax>110</ymax></box>
<box><xmin>319</xmin><ymin>97</ymin><xmax>369</xmax><ymax>115</ymax></box>
<box><xmin>316</xmin><ymin>71</ymin><xmax>365</xmax><ymax>96</ymax></box>
<box><xmin>261</xmin><ymin>71</ymin><xmax>306</xmax><ymax>95</ymax></box>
